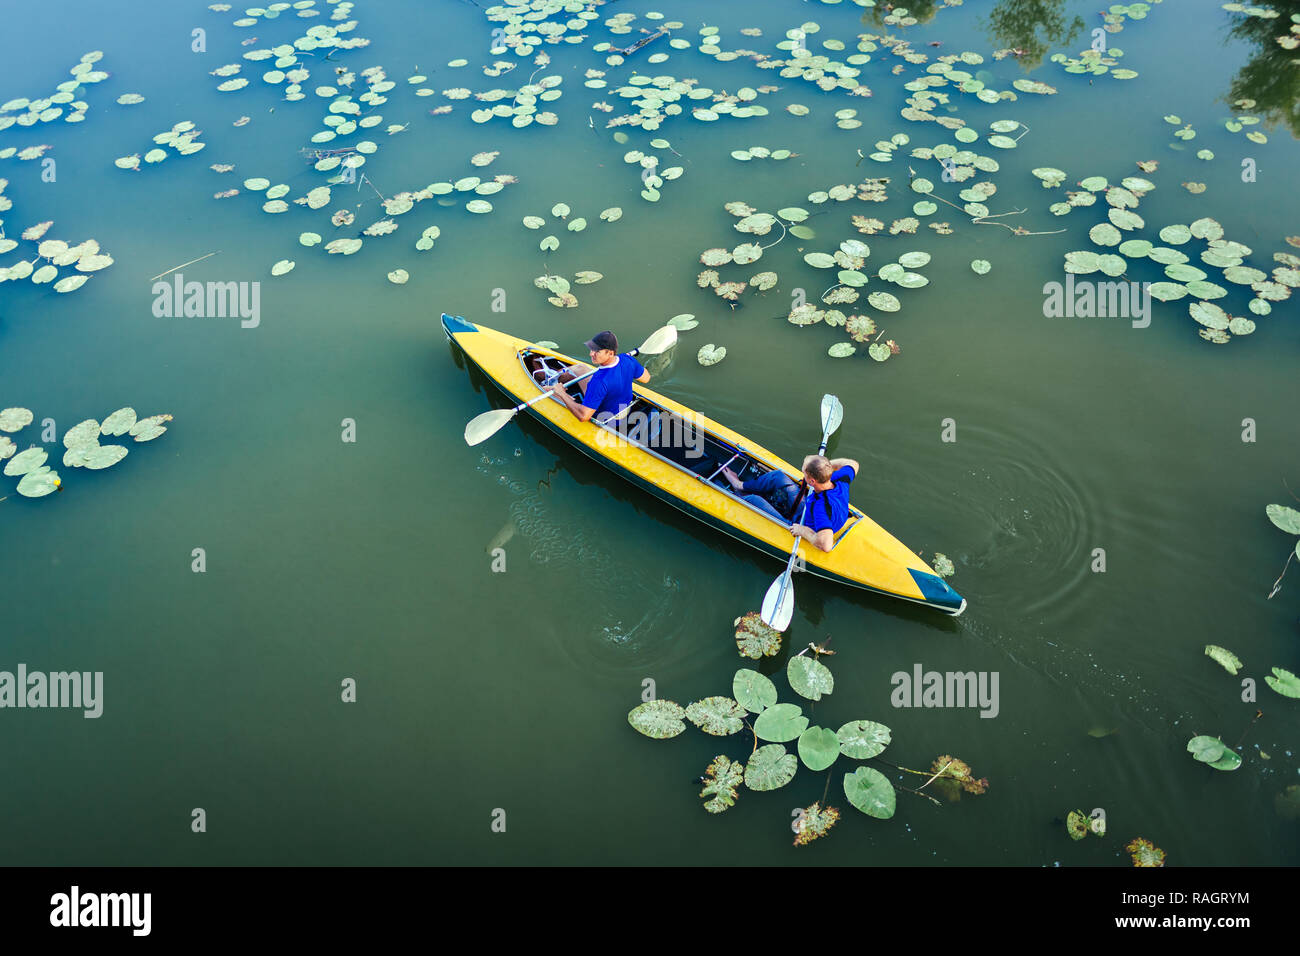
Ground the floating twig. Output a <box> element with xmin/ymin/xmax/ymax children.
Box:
<box><xmin>150</xmin><ymin>251</ymin><xmax>220</xmax><ymax>281</ymax></box>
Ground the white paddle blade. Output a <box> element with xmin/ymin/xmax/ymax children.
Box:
<box><xmin>464</xmin><ymin>407</ymin><xmax>518</xmax><ymax>446</ymax></box>
<box><xmin>760</xmin><ymin>573</ymin><xmax>795</xmax><ymax>632</ymax></box>
<box><xmin>820</xmin><ymin>393</ymin><xmax>844</xmax><ymax>438</ymax></box>
<box><xmin>638</xmin><ymin>324</ymin><xmax>678</xmax><ymax>356</ymax></box>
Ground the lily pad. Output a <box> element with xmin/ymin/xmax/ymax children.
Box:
<box><xmin>787</xmin><ymin>655</ymin><xmax>834</xmax><ymax>701</ymax></box>
<box><xmin>100</xmin><ymin>408</ymin><xmax>136</xmax><ymax>437</ymax></box>
<box><xmin>971</xmin><ymin>259</ymin><xmax>991</xmax><ymax>275</ymax></box>
<box><xmin>697</xmin><ymin>344</ymin><xmax>726</xmax><ymax>366</ymax></box>
<box><xmin>627</xmin><ymin>699</ymin><xmax>686</xmax><ymax>739</ymax></box>
<box><xmin>797</xmin><ymin>726</ymin><xmax>841</xmax><ymax>771</ymax></box>
<box><xmin>836</xmin><ymin>719</ymin><xmax>891</xmax><ymax>759</ymax></box>
<box><xmin>16</xmin><ymin>468</ymin><xmax>59</xmax><ymax>497</ymax></box>
<box><xmin>271</xmin><ymin>259</ymin><xmax>295</xmax><ymax>276</ymax></box>
<box><xmin>745</xmin><ymin>744</ymin><xmax>798</xmax><ymax>791</ymax></box>
<box><xmin>700</xmin><ymin>755</ymin><xmax>745</xmax><ymax>813</ymax></box>
<box><xmin>1204</xmin><ymin>645</ymin><xmax>1242</xmax><ymax>674</ymax></box>
<box><xmin>3</xmin><ymin>447</ymin><xmax>48</xmax><ymax>476</ymax></box>
<box><xmin>753</xmin><ymin>702</ymin><xmax>809</xmax><ymax>743</ymax></box>
<box><xmin>843</xmin><ymin>766</ymin><xmax>896</xmax><ymax>819</ymax></box>
<box><xmin>733</xmin><ymin>669</ymin><xmax>778</xmax><ymax>714</ymax></box>
<box><xmin>735</xmin><ymin>611</ymin><xmax>782</xmax><ymax>658</ymax></box>
<box><xmin>685</xmin><ymin>696</ymin><xmax>746</xmax><ymax>736</ymax></box>
<box><xmin>1265</xmin><ymin>504</ymin><xmax>1300</xmax><ymax>534</ymax></box>
<box><xmin>1266</xmin><ymin>666</ymin><xmax>1300</xmax><ymax>699</ymax></box>
<box><xmin>0</xmin><ymin>407</ymin><xmax>34</xmax><ymax>432</ymax></box>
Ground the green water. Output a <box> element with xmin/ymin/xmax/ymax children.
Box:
<box><xmin>2</xmin><ymin>0</ymin><xmax>1298</xmax><ymax>865</ymax></box>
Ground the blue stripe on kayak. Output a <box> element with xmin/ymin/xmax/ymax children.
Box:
<box><xmin>441</xmin><ymin>313</ymin><xmax>476</xmax><ymax>337</ymax></box>
<box><xmin>907</xmin><ymin>568</ymin><xmax>965</xmax><ymax>612</ymax></box>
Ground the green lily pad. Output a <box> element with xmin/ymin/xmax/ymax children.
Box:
<box><xmin>1089</xmin><ymin>223</ymin><xmax>1122</xmax><ymax>246</ymax></box>
<box><xmin>700</xmin><ymin>755</ymin><xmax>745</xmax><ymax>813</ymax></box>
<box><xmin>868</xmin><ymin>343</ymin><xmax>891</xmax><ymax>362</ymax></box>
<box><xmin>733</xmin><ymin>669</ymin><xmax>778</xmax><ymax>714</ymax></box>
<box><xmin>1187</xmin><ymin>735</ymin><xmax>1227</xmax><ymax>763</ymax></box>
<box><xmin>798</xmin><ymin>726</ymin><xmax>841</xmax><ymax>772</ymax></box>
<box><xmin>836</xmin><ymin>719</ymin><xmax>891</xmax><ymax>759</ymax></box>
<box><xmin>787</xmin><ymin>655</ymin><xmax>834</xmax><ymax>701</ymax></box>
<box><xmin>1159</xmin><ymin>224</ymin><xmax>1192</xmax><ymax>245</ymax></box>
<box><xmin>100</xmin><ymin>408</ymin><xmax>136</xmax><ymax>437</ymax></box>
<box><xmin>1266</xmin><ymin>666</ymin><xmax>1300</xmax><ymax>699</ymax></box>
<box><xmin>745</xmin><ymin>744</ymin><xmax>798</xmax><ymax>791</ymax></box>
<box><xmin>804</xmin><ymin>252</ymin><xmax>837</xmax><ymax>268</ymax></box>
<box><xmin>867</xmin><ymin>291</ymin><xmax>900</xmax><ymax>312</ymax></box>
<box><xmin>843</xmin><ymin>766</ymin><xmax>896</xmax><ymax>819</ymax></box>
<box><xmin>16</xmin><ymin>468</ymin><xmax>59</xmax><ymax>497</ymax></box>
<box><xmin>753</xmin><ymin>702</ymin><xmax>809</xmax><ymax>743</ymax></box>
<box><xmin>971</xmin><ymin>259</ymin><xmax>991</xmax><ymax>275</ymax></box>
<box><xmin>734</xmin><ymin>611</ymin><xmax>783</xmax><ymax>658</ymax></box>
<box><xmin>697</xmin><ymin>344</ymin><xmax>726</xmax><ymax>366</ymax></box>
<box><xmin>828</xmin><ymin>342</ymin><xmax>856</xmax><ymax>358</ymax></box>
<box><xmin>685</xmin><ymin>696</ymin><xmax>746</xmax><ymax>736</ymax></box>
<box><xmin>1204</xmin><ymin>645</ymin><xmax>1242</xmax><ymax>674</ymax></box>
<box><xmin>4</xmin><ymin>447</ymin><xmax>48</xmax><ymax>476</ymax></box>
<box><xmin>1265</xmin><ymin>504</ymin><xmax>1300</xmax><ymax>534</ymax></box>
<box><xmin>627</xmin><ymin>699</ymin><xmax>687</xmax><ymax>739</ymax></box>
<box><xmin>1067</xmin><ymin>810</ymin><xmax>1090</xmax><ymax>840</ymax></box>
<box><xmin>0</xmin><ymin>407</ymin><xmax>34</xmax><ymax>432</ymax></box>
<box><xmin>63</xmin><ymin>419</ymin><xmax>101</xmax><ymax>448</ymax></box>
<box><xmin>271</xmin><ymin>259</ymin><xmax>295</xmax><ymax>276</ymax></box>
<box><xmin>898</xmin><ymin>251</ymin><xmax>930</xmax><ymax>268</ymax></box>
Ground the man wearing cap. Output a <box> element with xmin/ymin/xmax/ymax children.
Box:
<box><xmin>550</xmin><ymin>330</ymin><xmax>650</xmax><ymax>423</ymax></box>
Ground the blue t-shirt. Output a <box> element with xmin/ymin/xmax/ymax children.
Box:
<box><xmin>581</xmin><ymin>354</ymin><xmax>646</xmax><ymax>418</ymax></box>
<box><xmin>803</xmin><ymin>466</ymin><xmax>855</xmax><ymax>533</ymax></box>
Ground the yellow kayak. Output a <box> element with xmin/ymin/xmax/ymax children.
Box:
<box><xmin>443</xmin><ymin>314</ymin><xmax>966</xmax><ymax>616</ymax></box>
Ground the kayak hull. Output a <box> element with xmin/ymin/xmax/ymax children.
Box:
<box><xmin>443</xmin><ymin>314</ymin><xmax>967</xmax><ymax>617</ymax></box>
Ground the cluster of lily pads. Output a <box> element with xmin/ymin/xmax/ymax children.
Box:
<box><xmin>533</xmin><ymin>269</ymin><xmax>602</xmax><ymax>309</ymax></box>
<box><xmin>0</xmin><ymin>51</ymin><xmax>111</xmax><ymax>133</ymax></box>
<box><xmin>1060</xmin><ymin>178</ymin><xmax>1295</xmax><ymax>342</ymax></box>
<box><xmin>620</xmin><ymin>143</ymin><xmax>683</xmax><ymax>202</ymax></box>
<box><xmin>627</xmin><ymin>624</ymin><xmax>987</xmax><ymax>844</ymax></box>
<box><xmin>114</xmin><ymin>121</ymin><xmax>206</xmax><ymax>171</ymax></box>
<box><xmin>0</xmin><ymin>407</ymin><xmax>170</xmax><ymax>499</ymax></box>
<box><xmin>523</xmin><ymin>200</ymin><xmax>621</xmax><ymax>254</ymax></box>
<box><xmin>0</xmin><ymin>214</ymin><xmax>112</xmax><ymax>294</ymax></box>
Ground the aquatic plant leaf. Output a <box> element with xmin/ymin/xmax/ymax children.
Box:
<box><xmin>599</xmin><ymin>207</ymin><xmax>622</xmax><ymax>222</ymax></box>
<box><xmin>843</xmin><ymin>766</ymin><xmax>895</xmax><ymax>819</ymax></box>
<box><xmin>0</xmin><ymin>408</ymin><xmax>34</xmax><ymax>432</ymax></box>
<box><xmin>1067</xmin><ymin>810</ymin><xmax>1090</xmax><ymax>841</ymax></box>
<box><xmin>63</xmin><ymin>419</ymin><xmax>101</xmax><ymax>448</ymax></box>
<box><xmin>828</xmin><ymin>342</ymin><xmax>856</xmax><ymax>358</ymax></box>
<box><xmin>1204</xmin><ymin>645</ymin><xmax>1242</xmax><ymax>674</ymax></box>
<box><xmin>798</xmin><ymin>726</ymin><xmax>840</xmax><ymax>772</ymax></box>
<box><xmin>1207</xmin><ymin>749</ymin><xmax>1242</xmax><ymax>771</ymax></box>
<box><xmin>1266</xmin><ymin>504</ymin><xmax>1300</xmax><ymax>534</ymax></box>
<box><xmin>754</xmin><ymin>703</ymin><xmax>808</xmax><ymax>743</ymax></box>
<box><xmin>867</xmin><ymin>291</ymin><xmax>900</xmax><ymax>312</ymax></box>
<box><xmin>1189</xmin><ymin>301</ymin><xmax>1229</xmax><ymax>330</ymax></box>
<box><xmin>1147</xmin><ymin>282</ymin><xmax>1187</xmax><ymax>302</ymax></box>
<box><xmin>1187</xmin><ymin>735</ymin><xmax>1227</xmax><ymax>763</ymax></box>
<box><xmin>932</xmin><ymin>553</ymin><xmax>956</xmax><ymax>578</ymax></box>
<box><xmin>793</xmin><ymin>802</ymin><xmax>840</xmax><ymax>847</ymax></box>
<box><xmin>836</xmin><ymin>719</ymin><xmax>891</xmax><ymax>759</ymax></box>
<box><xmin>16</xmin><ymin>468</ymin><xmax>59</xmax><ymax>497</ymax></box>
<box><xmin>129</xmin><ymin>414</ymin><xmax>172</xmax><ymax>442</ymax></box>
<box><xmin>700</xmin><ymin>755</ymin><xmax>744</xmax><ymax>813</ymax></box>
<box><xmin>627</xmin><ymin>699</ymin><xmax>686</xmax><ymax>739</ymax></box>
<box><xmin>1266</xmin><ymin>667</ymin><xmax>1300</xmax><ymax>699</ymax></box>
<box><xmin>745</xmin><ymin>744</ymin><xmax>798</xmax><ymax>792</ymax></box>
<box><xmin>750</xmin><ymin>271</ymin><xmax>778</xmax><ymax>291</ymax></box>
<box><xmin>387</xmin><ymin>269</ymin><xmax>409</xmax><ymax>285</ymax></box>
<box><xmin>100</xmin><ymin>408</ymin><xmax>136</xmax><ymax>437</ymax></box>
<box><xmin>734</xmin><ymin>611</ymin><xmax>783</xmax><ymax>658</ymax></box>
<box><xmin>1089</xmin><ymin>223</ymin><xmax>1121</xmax><ymax>247</ymax></box>
<box><xmin>971</xmin><ymin>259</ymin><xmax>991</xmax><ymax>275</ymax></box>
<box><xmin>787</xmin><ymin>655</ymin><xmax>834</xmax><ymax>701</ymax></box>
<box><xmin>697</xmin><ymin>344</ymin><xmax>726</xmax><ymax>366</ymax></box>
<box><xmin>668</xmin><ymin>314</ymin><xmax>698</xmax><ymax>331</ymax></box>
<box><xmin>4</xmin><ymin>447</ymin><xmax>48</xmax><ymax>476</ymax></box>
<box><xmin>733</xmin><ymin>669</ymin><xmax>778</xmax><ymax>714</ymax></box>
<box><xmin>1126</xmin><ymin>838</ymin><xmax>1165</xmax><ymax>867</ymax></box>
<box><xmin>732</xmin><ymin>243</ymin><xmax>762</xmax><ymax>265</ymax></box>
<box><xmin>867</xmin><ymin>343</ymin><xmax>891</xmax><ymax>362</ymax></box>
<box><xmin>686</xmin><ymin>696</ymin><xmax>746</xmax><ymax>736</ymax></box>
<box><xmin>80</xmin><ymin>444</ymin><xmax>128</xmax><ymax>470</ymax></box>
<box><xmin>271</xmin><ymin>259</ymin><xmax>295</xmax><ymax>276</ymax></box>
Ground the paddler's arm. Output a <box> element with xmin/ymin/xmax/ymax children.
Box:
<box><xmin>635</xmin><ymin>370</ymin><xmax>650</xmax><ymax>384</ymax></box>
<box><xmin>828</xmin><ymin>458</ymin><xmax>859</xmax><ymax>474</ymax></box>
<box><xmin>790</xmin><ymin>523</ymin><xmax>835</xmax><ymax>553</ymax></box>
<box><xmin>550</xmin><ymin>383</ymin><xmax>596</xmax><ymax>422</ymax></box>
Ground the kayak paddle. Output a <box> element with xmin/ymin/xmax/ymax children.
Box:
<box><xmin>760</xmin><ymin>393</ymin><xmax>844</xmax><ymax>632</ymax></box>
<box><xmin>463</xmin><ymin>323</ymin><xmax>678</xmax><ymax>446</ymax></box>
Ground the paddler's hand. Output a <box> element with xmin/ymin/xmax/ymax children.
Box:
<box><xmin>549</xmin><ymin>383</ymin><xmax>566</xmax><ymax>399</ymax></box>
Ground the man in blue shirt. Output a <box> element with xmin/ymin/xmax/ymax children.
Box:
<box><xmin>550</xmin><ymin>330</ymin><xmax>650</xmax><ymax>423</ymax></box>
<box><xmin>790</xmin><ymin>454</ymin><xmax>859</xmax><ymax>551</ymax></box>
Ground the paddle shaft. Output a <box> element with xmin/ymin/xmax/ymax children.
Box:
<box><xmin>769</xmin><ymin>424</ymin><xmax>835</xmax><ymax>612</ymax></box>
<box><xmin>514</xmin><ymin>347</ymin><xmax>644</xmax><ymax>414</ymax></box>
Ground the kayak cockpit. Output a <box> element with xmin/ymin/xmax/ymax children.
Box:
<box><xmin>518</xmin><ymin>348</ymin><xmax>864</xmax><ymax>550</ymax></box>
